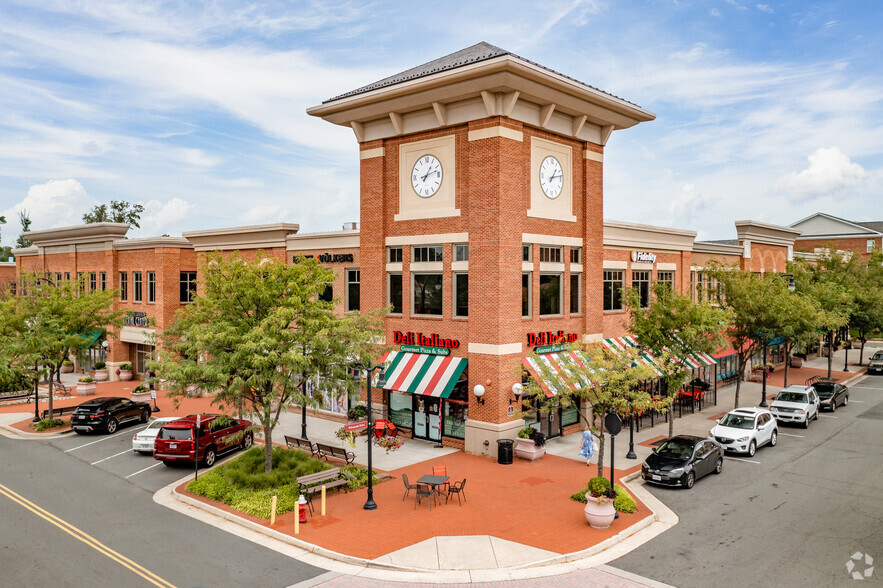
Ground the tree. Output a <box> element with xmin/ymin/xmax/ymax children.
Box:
<box><xmin>523</xmin><ymin>342</ymin><xmax>660</xmax><ymax>479</ymax></box>
<box><xmin>151</xmin><ymin>252</ymin><xmax>386</xmax><ymax>473</ymax></box>
<box><xmin>0</xmin><ymin>274</ymin><xmax>124</xmax><ymax>419</ymax></box>
<box><xmin>773</xmin><ymin>288</ymin><xmax>822</xmax><ymax>387</ymax></box>
<box><xmin>846</xmin><ymin>249</ymin><xmax>883</xmax><ymax>365</ymax></box>
<box><xmin>626</xmin><ymin>282</ymin><xmax>729</xmax><ymax>438</ymax></box>
<box><xmin>83</xmin><ymin>200</ymin><xmax>145</xmax><ymax>228</ymax></box>
<box><xmin>0</xmin><ymin>214</ymin><xmax>10</xmax><ymax>261</ymax></box>
<box><xmin>705</xmin><ymin>264</ymin><xmax>794</xmax><ymax>408</ymax></box>
<box><xmin>15</xmin><ymin>210</ymin><xmax>32</xmax><ymax>249</ymax></box>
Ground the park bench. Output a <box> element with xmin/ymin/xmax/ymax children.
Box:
<box><xmin>284</xmin><ymin>435</ymin><xmax>321</xmax><ymax>458</ymax></box>
<box><xmin>40</xmin><ymin>380</ymin><xmax>72</xmax><ymax>397</ymax></box>
<box><xmin>0</xmin><ymin>392</ymin><xmax>33</xmax><ymax>404</ymax></box>
<box><xmin>314</xmin><ymin>442</ymin><xmax>356</xmax><ymax>465</ymax></box>
<box><xmin>295</xmin><ymin>467</ymin><xmax>349</xmax><ymax>515</ymax></box>
<box><xmin>40</xmin><ymin>405</ymin><xmax>78</xmax><ymax>421</ymax></box>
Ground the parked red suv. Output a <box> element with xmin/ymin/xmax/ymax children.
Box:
<box><xmin>153</xmin><ymin>414</ymin><xmax>254</xmax><ymax>467</ymax></box>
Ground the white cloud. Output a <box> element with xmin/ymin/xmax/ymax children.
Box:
<box><xmin>773</xmin><ymin>147</ymin><xmax>868</xmax><ymax>202</ymax></box>
<box><xmin>710</xmin><ymin>9</ymin><xmax>720</xmax><ymax>17</ymax></box>
<box><xmin>666</xmin><ymin>184</ymin><xmax>713</xmax><ymax>224</ymax></box>
<box><xmin>2</xmin><ymin>180</ymin><xmax>96</xmax><ymax>236</ymax></box>
<box><xmin>241</xmin><ymin>205</ymin><xmax>293</xmax><ymax>225</ymax></box>
<box><xmin>756</xmin><ymin>4</ymin><xmax>773</xmax><ymax>14</ymax></box>
<box><xmin>136</xmin><ymin>198</ymin><xmax>195</xmax><ymax>236</ymax></box>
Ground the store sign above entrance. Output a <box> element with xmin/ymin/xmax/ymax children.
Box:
<box><xmin>124</xmin><ymin>311</ymin><xmax>149</xmax><ymax>327</ymax></box>
<box><xmin>534</xmin><ymin>343</ymin><xmax>571</xmax><ymax>354</ymax></box>
<box><xmin>293</xmin><ymin>253</ymin><xmax>354</xmax><ymax>263</ymax></box>
<box><xmin>526</xmin><ymin>331</ymin><xmax>578</xmax><ymax>347</ymax></box>
<box><xmin>400</xmin><ymin>344</ymin><xmax>450</xmax><ymax>356</ymax></box>
<box><xmin>393</xmin><ymin>331</ymin><xmax>460</xmax><ymax>351</ymax></box>
<box><xmin>631</xmin><ymin>251</ymin><xmax>656</xmax><ymax>263</ymax></box>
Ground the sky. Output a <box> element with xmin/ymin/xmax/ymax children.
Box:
<box><xmin>0</xmin><ymin>0</ymin><xmax>881</xmax><ymax>247</ymax></box>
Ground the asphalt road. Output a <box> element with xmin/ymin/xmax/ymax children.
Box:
<box><xmin>612</xmin><ymin>374</ymin><xmax>883</xmax><ymax>588</ymax></box>
<box><xmin>0</xmin><ymin>420</ymin><xmax>329</xmax><ymax>588</ymax></box>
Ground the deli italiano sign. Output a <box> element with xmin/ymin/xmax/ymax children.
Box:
<box><xmin>394</xmin><ymin>331</ymin><xmax>460</xmax><ymax>350</ymax></box>
<box><xmin>526</xmin><ymin>331</ymin><xmax>578</xmax><ymax>347</ymax></box>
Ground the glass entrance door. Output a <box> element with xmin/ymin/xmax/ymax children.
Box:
<box><xmin>413</xmin><ymin>395</ymin><xmax>442</xmax><ymax>441</ymax></box>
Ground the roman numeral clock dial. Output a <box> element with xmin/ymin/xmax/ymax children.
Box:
<box><xmin>539</xmin><ymin>156</ymin><xmax>563</xmax><ymax>199</ymax></box>
<box><xmin>412</xmin><ymin>155</ymin><xmax>443</xmax><ymax>198</ymax></box>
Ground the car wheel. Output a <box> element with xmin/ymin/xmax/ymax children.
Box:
<box><xmin>770</xmin><ymin>430</ymin><xmax>778</xmax><ymax>447</ymax></box>
<box><xmin>747</xmin><ymin>440</ymin><xmax>756</xmax><ymax>457</ymax></box>
<box><xmin>843</xmin><ymin>395</ymin><xmax>848</xmax><ymax>406</ymax></box>
<box><xmin>241</xmin><ymin>433</ymin><xmax>253</xmax><ymax>450</ymax></box>
<box><xmin>140</xmin><ymin>409</ymin><xmax>150</xmax><ymax>423</ymax></box>
<box><xmin>684</xmin><ymin>471</ymin><xmax>695</xmax><ymax>489</ymax></box>
<box><xmin>714</xmin><ymin>458</ymin><xmax>723</xmax><ymax>475</ymax></box>
<box><xmin>204</xmin><ymin>447</ymin><xmax>217</xmax><ymax>467</ymax></box>
<box><xmin>803</xmin><ymin>415</ymin><xmax>810</xmax><ymax>429</ymax></box>
<box><xmin>830</xmin><ymin>401</ymin><xmax>836</xmax><ymax>413</ymax></box>
<box><xmin>105</xmin><ymin>418</ymin><xmax>118</xmax><ymax>434</ymax></box>
<box><xmin>814</xmin><ymin>409</ymin><xmax>819</xmax><ymax>421</ymax></box>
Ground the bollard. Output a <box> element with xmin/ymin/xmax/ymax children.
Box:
<box><xmin>321</xmin><ymin>485</ymin><xmax>326</xmax><ymax>516</ymax></box>
<box><xmin>270</xmin><ymin>495</ymin><xmax>277</xmax><ymax>526</ymax></box>
<box><xmin>294</xmin><ymin>506</ymin><xmax>299</xmax><ymax>535</ymax></box>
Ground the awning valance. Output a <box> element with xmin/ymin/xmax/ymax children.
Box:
<box><xmin>522</xmin><ymin>350</ymin><xmax>593</xmax><ymax>397</ymax></box>
<box><xmin>602</xmin><ymin>336</ymin><xmax>663</xmax><ymax>376</ymax></box>
<box><xmin>380</xmin><ymin>351</ymin><xmax>467</xmax><ymax>398</ymax></box>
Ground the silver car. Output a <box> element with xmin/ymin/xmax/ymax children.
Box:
<box><xmin>769</xmin><ymin>385</ymin><xmax>820</xmax><ymax>428</ymax></box>
<box><xmin>132</xmin><ymin>417</ymin><xmax>181</xmax><ymax>454</ymax></box>
<box><xmin>868</xmin><ymin>351</ymin><xmax>883</xmax><ymax>375</ymax></box>
<box><xmin>709</xmin><ymin>407</ymin><xmax>777</xmax><ymax>457</ymax></box>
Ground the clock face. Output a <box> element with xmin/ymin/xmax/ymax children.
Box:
<box><xmin>539</xmin><ymin>156</ymin><xmax>564</xmax><ymax>199</ymax></box>
<box><xmin>412</xmin><ymin>154</ymin><xmax>443</xmax><ymax>198</ymax></box>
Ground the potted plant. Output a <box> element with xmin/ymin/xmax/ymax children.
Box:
<box><xmin>583</xmin><ymin>476</ymin><xmax>617</xmax><ymax>529</ymax></box>
<box><xmin>60</xmin><ymin>359</ymin><xmax>74</xmax><ymax>374</ymax></box>
<box><xmin>347</xmin><ymin>405</ymin><xmax>367</xmax><ymax>421</ymax></box>
<box><xmin>93</xmin><ymin>361</ymin><xmax>108</xmax><ymax>382</ymax></box>
<box><xmin>130</xmin><ymin>384</ymin><xmax>150</xmax><ymax>402</ymax></box>
<box><xmin>118</xmin><ymin>363</ymin><xmax>133</xmax><ymax>381</ymax></box>
<box><xmin>373</xmin><ymin>435</ymin><xmax>404</xmax><ymax>453</ymax></box>
<box><xmin>335</xmin><ymin>426</ymin><xmax>358</xmax><ymax>448</ymax></box>
<box><xmin>514</xmin><ymin>426</ymin><xmax>546</xmax><ymax>461</ymax></box>
<box><xmin>76</xmin><ymin>376</ymin><xmax>96</xmax><ymax>396</ymax></box>
<box><xmin>790</xmin><ymin>355</ymin><xmax>804</xmax><ymax>368</ymax></box>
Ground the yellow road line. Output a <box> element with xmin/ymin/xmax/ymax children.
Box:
<box><xmin>0</xmin><ymin>483</ymin><xmax>176</xmax><ymax>588</ymax></box>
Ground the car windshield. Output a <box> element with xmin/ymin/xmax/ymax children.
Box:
<box><xmin>655</xmin><ymin>439</ymin><xmax>695</xmax><ymax>459</ymax></box>
<box><xmin>814</xmin><ymin>385</ymin><xmax>835</xmax><ymax>398</ymax></box>
<box><xmin>158</xmin><ymin>428</ymin><xmax>192</xmax><ymax>440</ymax></box>
<box><xmin>719</xmin><ymin>414</ymin><xmax>754</xmax><ymax>429</ymax></box>
<box><xmin>873</xmin><ymin>353</ymin><xmax>883</xmax><ymax>360</ymax></box>
<box><xmin>776</xmin><ymin>392</ymin><xmax>807</xmax><ymax>403</ymax></box>
<box><xmin>144</xmin><ymin>420</ymin><xmax>169</xmax><ymax>431</ymax></box>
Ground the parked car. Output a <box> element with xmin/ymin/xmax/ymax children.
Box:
<box><xmin>868</xmin><ymin>351</ymin><xmax>883</xmax><ymax>375</ymax></box>
<box><xmin>153</xmin><ymin>414</ymin><xmax>254</xmax><ymax>467</ymax></box>
<box><xmin>132</xmin><ymin>416</ymin><xmax>181</xmax><ymax>454</ymax></box>
<box><xmin>641</xmin><ymin>435</ymin><xmax>724</xmax><ymax>489</ymax></box>
<box><xmin>71</xmin><ymin>397</ymin><xmax>152</xmax><ymax>434</ymax></box>
<box><xmin>769</xmin><ymin>385</ymin><xmax>820</xmax><ymax>428</ymax></box>
<box><xmin>811</xmin><ymin>380</ymin><xmax>849</xmax><ymax>412</ymax></box>
<box><xmin>709</xmin><ymin>407</ymin><xmax>777</xmax><ymax>456</ymax></box>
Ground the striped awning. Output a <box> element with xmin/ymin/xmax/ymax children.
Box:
<box><xmin>522</xmin><ymin>350</ymin><xmax>593</xmax><ymax>397</ymax></box>
<box><xmin>602</xmin><ymin>336</ymin><xmax>663</xmax><ymax>376</ymax></box>
<box><xmin>379</xmin><ymin>352</ymin><xmax>467</xmax><ymax>398</ymax></box>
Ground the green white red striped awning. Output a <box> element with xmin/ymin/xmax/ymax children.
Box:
<box><xmin>379</xmin><ymin>351</ymin><xmax>467</xmax><ymax>398</ymax></box>
<box><xmin>522</xmin><ymin>350</ymin><xmax>593</xmax><ymax>397</ymax></box>
<box><xmin>602</xmin><ymin>336</ymin><xmax>663</xmax><ymax>376</ymax></box>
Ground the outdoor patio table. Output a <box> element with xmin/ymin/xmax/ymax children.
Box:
<box><xmin>417</xmin><ymin>474</ymin><xmax>449</xmax><ymax>503</ymax></box>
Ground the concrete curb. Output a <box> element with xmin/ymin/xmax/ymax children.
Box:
<box><xmin>0</xmin><ymin>422</ymin><xmax>74</xmax><ymax>440</ymax></box>
<box><xmin>160</xmin><ymin>468</ymin><xmax>679</xmax><ymax>581</ymax></box>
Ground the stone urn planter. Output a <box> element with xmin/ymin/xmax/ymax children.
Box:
<box><xmin>514</xmin><ymin>437</ymin><xmax>546</xmax><ymax>461</ymax></box>
<box><xmin>93</xmin><ymin>369</ymin><xmax>109</xmax><ymax>382</ymax></box>
<box><xmin>790</xmin><ymin>356</ymin><xmax>804</xmax><ymax>368</ymax></box>
<box><xmin>584</xmin><ymin>494</ymin><xmax>617</xmax><ymax>529</ymax></box>
<box><xmin>60</xmin><ymin>362</ymin><xmax>74</xmax><ymax>374</ymax></box>
<box><xmin>118</xmin><ymin>365</ymin><xmax>133</xmax><ymax>382</ymax></box>
<box><xmin>852</xmin><ymin>340</ymin><xmax>863</xmax><ymax>349</ymax></box>
<box><xmin>76</xmin><ymin>379</ymin><xmax>96</xmax><ymax>396</ymax></box>
<box><xmin>130</xmin><ymin>385</ymin><xmax>151</xmax><ymax>403</ymax></box>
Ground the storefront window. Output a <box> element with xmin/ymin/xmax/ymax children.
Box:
<box><xmin>389</xmin><ymin>391</ymin><xmax>413</xmax><ymax>429</ymax></box>
<box><xmin>561</xmin><ymin>402</ymin><xmax>580</xmax><ymax>427</ymax></box>
<box><xmin>389</xmin><ymin>274</ymin><xmax>402</xmax><ymax>313</ymax></box>
<box><xmin>443</xmin><ymin>400</ymin><xmax>468</xmax><ymax>439</ymax></box>
<box><xmin>413</xmin><ymin>274</ymin><xmax>443</xmax><ymax>315</ymax></box>
<box><xmin>319</xmin><ymin>283</ymin><xmax>333</xmax><ymax>302</ymax></box>
<box><xmin>539</xmin><ymin>274</ymin><xmax>561</xmax><ymax>315</ymax></box>
<box><xmin>603</xmin><ymin>270</ymin><xmax>623</xmax><ymax>310</ymax></box>
<box><xmin>454</xmin><ymin>273</ymin><xmax>468</xmax><ymax>317</ymax></box>
<box><xmin>308</xmin><ymin>376</ymin><xmax>349</xmax><ymax>415</ymax></box>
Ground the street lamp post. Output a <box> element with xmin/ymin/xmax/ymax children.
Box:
<box><xmin>760</xmin><ymin>340</ymin><xmax>769</xmax><ymax>408</ymax></box>
<box><xmin>32</xmin><ymin>361</ymin><xmax>40</xmax><ymax>423</ymax></box>
<box><xmin>843</xmin><ymin>336</ymin><xmax>850</xmax><ymax>372</ymax></box>
<box><xmin>626</xmin><ymin>398</ymin><xmax>637</xmax><ymax>459</ymax></box>
<box><xmin>352</xmin><ymin>362</ymin><xmax>386</xmax><ymax>511</ymax></box>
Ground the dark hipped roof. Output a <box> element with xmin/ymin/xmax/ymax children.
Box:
<box><xmin>323</xmin><ymin>41</ymin><xmax>640</xmax><ymax>108</ymax></box>
<box><xmin>856</xmin><ymin>221</ymin><xmax>883</xmax><ymax>234</ymax></box>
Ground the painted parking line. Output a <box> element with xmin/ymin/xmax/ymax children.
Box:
<box><xmin>849</xmin><ymin>400</ymin><xmax>865</xmax><ymax>403</ymax></box>
<box><xmin>779</xmin><ymin>432</ymin><xmax>805</xmax><ymax>438</ymax></box>
<box><xmin>125</xmin><ymin>462</ymin><xmax>164</xmax><ymax>479</ymax></box>
<box><xmin>818</xmin><ymin>415</ymin><xmax>838</xmax><ymax>419</ymax></box>
<box><xmin>91</xmin><ymin>449</ymin><xmax>136</xmax><ymax>465</ymax></box>
<box><xmin>725</xmin><ymin>456</ymin><xmax>761</xmax><ymax>464</ymax></box>
<box><xmin>65</xmin><ymin>427</ymin><xmax>149</xmax><ymax>452</ymax></box>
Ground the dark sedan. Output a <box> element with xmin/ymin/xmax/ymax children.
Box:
<box><xmin>812</xmin><ymin>381</ymin><xmax>849</xmax><ymax>412</ymax></box>
<box><xmin>641</xmin><ymin>435</ymin><xmax>724</xmax><ymax>489</ymax></box>
<box><xmin>71</xmin><ymin>397</ymin><xmax>152</xmax><ymax>434</ymax></box>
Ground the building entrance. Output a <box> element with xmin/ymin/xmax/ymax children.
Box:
<box><xmin>413</xmin><ymin>395</ymin><xmax>442</xmax><ymax>442</ymax></box>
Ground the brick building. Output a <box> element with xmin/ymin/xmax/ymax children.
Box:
<box><xmin>790</xmin><ymin>212</ymin><xmax>883</xmax><ymax>262</ymax></box>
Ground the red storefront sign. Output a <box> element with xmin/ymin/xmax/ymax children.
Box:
<box><xmin>526</xmin><ymin>331</ymin><xmax>579</xmax><ymax>347</ymax></box>
<box><xmin>393</xmin><ymin>331</ymin><xmax>460</xmax><ymax>349</ymax></box>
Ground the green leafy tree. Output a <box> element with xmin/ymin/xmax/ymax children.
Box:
<box><xmin>773</xmin><ymin>288</ymin><xmax>823</xmax><ymax>387</ymax></box>
<box><xmin>82</xmin><ymin>200</ymin><xmax>145</xmax><ymax>228</ymax></box>
<box><xmin>0</xmin><ymin>214</ymin><xmax>10</xmax><ymax>261</ymax></box>
<box><xmin>626</xmin><ymin>282</ymin><xmax>729</xmax><ymax>438</ymax></box>
<box><xmin>0</xmin><ymin>274</ymin><xmax>124</xmax><ymax>418</ymax></box>
<box><xmin>15</xmin><ymin>210</ymin><xmax>32</xmax><ymax>248</ymax></box>
<box><xmin>151</xmin><ymin>252</ymin><xmax>386</xmax><ymax>473</ymax></box>
<box><xmin>523</xmin><ymin>343</ymin><xmax>660</xmax><ymax>478</ymax></box>
<box><xmin>846</xmin><ymin>249</ymin><xmax>883</xmax><ymax>364</ymax></box>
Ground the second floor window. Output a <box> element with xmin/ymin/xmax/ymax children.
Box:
<box><xmin>455</xmin><ymin>244</ymin><xmax>469</xmax><ymax>262</ymax></box>
<box><xmin>413</xmin><ymin>274</ymin><xmax>442</xmax><ymax>315</ymax></box>
<box><xmin>180</xmin><ymin>272</ymin><xmax>197</xmax><ymax>303</ymax></box>
<box><xmin>89</xmin><ymin>272</ymin><xmax>97</xmax><ymax>291</ymax></box>
<box><xmin>100</xmin><ymin>272</ymin><xmax>107</xmax><ymax>291</ymax></box>
<box><xmin>389</xmin><ymin>247</ymin><xmax>402</xmax><ymax>263</ymax></box>
<box><xmin>347</xmin><ymin>269</ymin><xmax>360</xmax><ymax>312</ymax></box>
<box><xmin>523</xmin><ymin>245</ymin><xmax>532</xmax><ymax>262</ymax></box>
<box><xmin>147</xmin><ymin>272</ymin><xmax>156</xmax><ymax>303</ymax></box>
<box><xmin>658</xmin><ymin>271</ymin><xmax>674</xmax><ymax>291</ymax></box>
<box><xmin>413</xmin><ymin>245</ymin><xmax>442</xmax><ymax>263</ymax></box>
<box><xmin>603</xmin><ymin>270</ymin><xmax>624</xmax><ymax>311</ymax></box>
<box><xmin>633</xmin><ymin>270</ymin><xmax>651</xmax><ymax>308</ymax></box>
<box><xmin>388</xmin><ymin>274</ymin><xmax>402</xmax><ymax>314</ymax></box>
<box><xmin>133</xmin><ymin>272</ymin><xmax>142</xmax><ymax>303</ymax></box>
<box><xmin>570</xmin><ymin>247</ymin><xmax>581</xmax><ymax>264</ymax></box>
<box><xmin>119</xmin><ymin>272</ymin><xmax>128</xmax><ymax>301</ymax></box>
<box><xmin>539</xmin><ymin>246</ymin><xmax>562</xmax><ymax>263</ymax></box>
<box><xmin>454</xmin><ymin>274</ymin><xmax>468</xmax><ymax>317</ymax></box>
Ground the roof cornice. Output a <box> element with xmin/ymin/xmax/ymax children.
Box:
<box><xmin>183</xmin><ymin>223</ymin><xmax>300</xmax><ymax>252</ymax></box>
<box><xmin>113</xmin><ymin>237</ymin><xmax>193</xmax><ymax>251</ymax></box>
<box><xmin>22</xmin><ymin>223</ymin><xmax>130</xmax><ymax>247</ymax></box>
<box><xmin>692</xmin><ymin>241</ymin><xmax>744</xmax><ymax>255</ymax></box>
<box><xmin>734</xmin><ymin>220</ymin><xmax>801</xmax><ymax>247</ymax></box>
<box><xmin>603</xmin><ymin>219</ymin><xmax>696</xmax><ymax>252</ymax></box>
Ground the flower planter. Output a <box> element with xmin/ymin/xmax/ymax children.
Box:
<box><xmin>514</xmin><ymin>437</ymin><xmax>546</xmax><ymax>461</ymax></box>
<box><xmin>60</xmin><ymin>363</ymin><xmax>74</xmax><ymax>374</ymax></box>
<box><xmin>76</xmin><ymin>382</ymin><xmax>97</xmax><ymax>396</ymax></box>
<box><xmin>852</xmin><ymin>340</ymin><xmax>862</xmax><ymax>350</ymax></box>
<box><xmin>584</xmin><ymin>495</ymin><xmax>617</xmax><ymax>529</ymax></box>
<box><xmin>93</xmin><ymin>369</ymin><xmax>109</xmax><ymax>382</ymax></box>
<box><xmin>118</xmin><ymin>370</ymin><xmax>133</xmax><ymax>382</ymax></box>
<box><xmin>131</xmin><ymin>391</ymin><xmax>151</xmax><ymax>403</ymax></box>
<box><xmin>790</xmin><ymin>357</ymin><xmax>804</xmax><ymax>368</ymax></box>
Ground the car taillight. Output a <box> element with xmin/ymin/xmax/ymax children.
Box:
<box><xmin>90</xmin><ymin>413</ymin><xmax>104</xmax><ymax>418</ymax></box>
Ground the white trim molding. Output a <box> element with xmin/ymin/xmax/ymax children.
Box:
<box><xmin>467</xmin><ymin>342</ymin><xmax>523</xmax><ymax>355</ymax></box>
<box><xmin>467</xmin><ymin>126</ymin><xmax>524</xmax><ymax>142</ymax></box>
<box><xmin>521</xmin><ymin>233</ymin><xmax>583</xmax><ymax>247</ymax></box>
<box><xmin>386</xmin><ymin>233</ymin><xmax>468</xmax><ymax>246</ymax></box>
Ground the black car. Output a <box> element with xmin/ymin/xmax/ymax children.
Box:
<box><xmin>812</xmin><ymin>381</ymin><xmax>849</xmax><ymax>412</ymax></box>
<box><xmin>71</xmin><ymin>397</ymin><xmax>152</xmax><ymax>434</ymax></box>
<box><xmin>641</xmin><ymin>435</ymin><xmax>724</xmax><ymax>489</ymax></box>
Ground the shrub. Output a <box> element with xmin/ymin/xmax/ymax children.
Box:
<box><xmin>34</xmin><ymin>418</ymin><xmax>64</xmax><ymax>431</ymax></box>
<box><xmin>517</xmin><ymin>427</ymin><xmax>534</xmax><ymax>439</ymax></box>
<box><xmin>62</xmin><ymin>359</ymin><xmax>72</xmax><ymax>365</ymax></box>
<box><xmin>78</xmin><ymin>376</ymin><xmax>93</xmax><ymax>383</ymax></box>
<box><xmin>613</xmin><ymin>484</ymin><xmax>637</xmax><ymax>513</ymax></box>
<box><xmin>132</xmin><ymin>385</ymin><xmax>149</xmax><ymax>394</ymax></box>
<box><xmin>571</xmin><ymin>476</ymin><xmax>613</xmax><ymax>503</ymax></box>
<box><xmin>94</xmin><ymin>361</ymin><xmax>106</xmax><ymax>370</ymax></box>
<box><xmin>347</xmin><ymin>405</ymin><xmax>367</xmax><ymax>420</ymax></box>
<box><xmin>120</xmin><ymin>363</ymin><xmax>133</xmax><ymax>371</ymax></box>
<box><xmin>341</xmin><ymin>465</ymin><xmax>379</xmax><ymax>490</ymax></box>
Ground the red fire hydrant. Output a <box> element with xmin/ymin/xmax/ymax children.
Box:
<box><xmin>298</xmin><ymin>495</ymin><xmax>308</xmax><ymax>523</ymax></box>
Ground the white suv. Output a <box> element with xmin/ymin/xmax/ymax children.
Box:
<box><xmin>868</xmin><ymin>351</ymin><xmax>883</xmax><ymax>375</ymax></box>
<box><xmin>709</xmin><ymin>407</ymin><xmax>777</xmax><ymax>457</ymax></box>
<box><xmin>770</xmin><ymin>385</ymin><xmax>820</xmax><ymax>428</ymax></box>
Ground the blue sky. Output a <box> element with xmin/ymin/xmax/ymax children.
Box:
<box><xmin>0</xmin><ymin>0</ymin><xmax>880</xmax><ymax>246</ymax></box>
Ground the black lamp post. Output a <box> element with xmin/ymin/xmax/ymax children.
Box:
<box><xmin>352</xmin><ymin>362</ymin><xmax>386</xmax><ymax>511</ymax></box>
<box><xmin>843</xmin><ymin>336</ymin><xmax>850</xmax><ymax>372</ymax></box>
<box><xmin>32</xmin><ymin>361</ymin><xmax>40</xmax><ymax>423</ymax></box>
<box><xmin>626</xmin><ymin>398</ymin><xmax>637</xmax><ymax>459</ymax></box>
<box><xmin>760</xmin><ymin>340</ymin><xmax>769</xmax><ymax>408</ymax></box>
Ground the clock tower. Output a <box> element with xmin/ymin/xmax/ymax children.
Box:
<box><xmin>309</xmin><ymin>42</ymin><xmax>655</xmax><ymax>454</ymax></box>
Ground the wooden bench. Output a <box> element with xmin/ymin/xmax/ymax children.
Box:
<box><xmin>0</xmin><ymin>392</ymin><xmax>33</xmax><ymax>404</ymax></box>
<box><xmin>284</xmin><ymin>435</ymin><xmax>321</xmax><ymax>458</ymax></box>
<box><xmin>295</xmin><ymin>467</ymin><xmax>349</xmax><ymax>515</ymax></box>
<box><xmin>40</xmin><ymin>405</ymin><xmax>78</xmax><ymax>421</ymax></box>
<box><xmin>39</xmin><ymin>380</ymin><xmax>72</xmax><ymax>397</ymax></box>
<box><xmin>314</xmin><ymin>442</ymin><xmax>356</xmax><ymax>465</ymax></box>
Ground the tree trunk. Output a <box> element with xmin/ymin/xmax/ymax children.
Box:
<box><xmin>783</xmin><ymin>342</ymin><xmax>791</xmax><ymax>388</ymax></box>
<box><xmin>827</xmin><ymin>332</ymin><xmax>833</xmax><ymax>379</ymax></box>
<box><xmin>860</xmin><ymin>339</ymin><xmax>866</xmax><ymax>365</ymax></box>
<box><xmin>263</xmin><ymin>424</ymin><xmax>273</xmax><ymax>473</ymax></box>
<box><xmin>596</xmin><ymin>412</ymin><xmax>607</xmax><ymax>479</ymax></box>
<box><xmin>734</xmin><ymin>356</ymin><xmax>743</xmax><ymax>409</ymax></box>
<box><xmin>667</xmin><ymin>380</ymin><xmax>674</xmax><ymax>439</ymax></box>
<box><xmin>46</xmin><ymin>364</ymin><xmax>54</xmax><ymax>420</ymax></box>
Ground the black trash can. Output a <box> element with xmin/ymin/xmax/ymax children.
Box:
<box><xmin>497</xmin><ymin>439</ymin><xmax>514</xmax><ymax>465</ymax></box>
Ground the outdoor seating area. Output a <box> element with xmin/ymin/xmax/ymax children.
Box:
<box><xmin>401</xmin><ymin>464</ymin><xmax>466</xmax><ymax>510</ymax></box>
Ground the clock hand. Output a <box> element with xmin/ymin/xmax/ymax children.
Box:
<box><xmin>422</xmin><ymin>166</ymin><xmax>438</xmax><ymax>182</ymax></box>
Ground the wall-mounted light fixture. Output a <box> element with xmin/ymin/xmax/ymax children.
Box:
<box><xmin>510</xmin><ymin>383</ymin><xmax>523</xmax><ymax>405</ymax></box>
<box><xmin>473</xmin><ymin>384</ymin><xmax>486</xmax><ymax>405</ymax></box>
